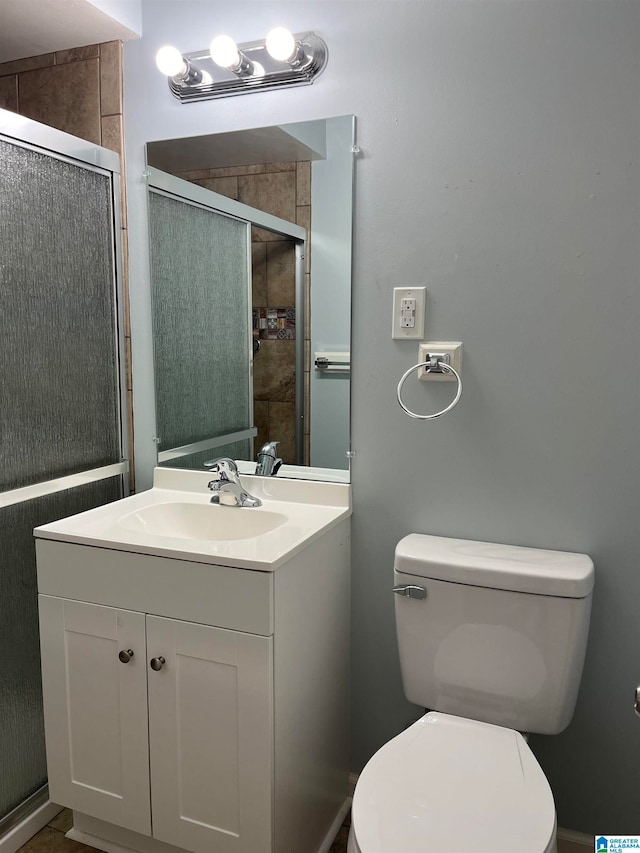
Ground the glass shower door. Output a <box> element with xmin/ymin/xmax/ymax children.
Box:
<box><xmin>0</xmin><ymin>115</ymin><xmax>126</xmax><ymax>829</ymax></box>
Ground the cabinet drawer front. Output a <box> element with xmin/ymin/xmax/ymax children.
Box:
<box><xmin>147</xmin><ymin>616</ymin><xmax>273</xmax><ymax>853</ymax></box>
<box><xmin>38</xmin><ymin>596</ymin><xmax>151</xmax><ymax>835</ymax></box>
<box><xmin>37</xmin><ymin>540</ymin><xmax>273</xmax><ymax>635</ymax></box>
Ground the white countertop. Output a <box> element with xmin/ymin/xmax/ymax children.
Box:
<box><xmin>34</xmin><ymin>468</ymin><xmax>351</xmax><ymax>571</ymax></box>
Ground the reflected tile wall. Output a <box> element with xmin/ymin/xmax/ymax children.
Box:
<box><xmin>239</xmin><ymin>169</ymin><xmax>297</xmax><ymax>232</ymax></box>
<box><xmin>253</xmin><ymin>340</ymin><xmax>296</xmax><ymax>401</ymax></box>
<box><xmin>253</xmin><ymin>306</ymin><xmax>296</xmax><ymax>341</ymax></box>
<box><xmin>266</xmin><ymin>241</ymin><xmax>296</xmax><ymax>305</ymax></box>
<box><xmin>252</xmin><ymin>243</ymin><xmax>268</xmax><ymax>304</ymax></box>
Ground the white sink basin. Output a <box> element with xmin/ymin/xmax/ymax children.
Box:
<box><xmin>34</xmin><ymin>467</ymin><xmax>352</xmax><ymax>571</ymax></box>
<box><xmin>119</xmin><ymin>502</ymin><xmax>287</xmax><ymax>541</ymax></box>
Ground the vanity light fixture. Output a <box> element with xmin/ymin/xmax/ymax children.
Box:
<box><xmin>209</xmin><ymin>35</ymin><xmax>254</xmax><ymax>77</ymax></box>
<box><xmin>265</xmin><ymin>27</ymin><xmax>306</xmax><ymax>66</ymax></box>
<box><xmin>155</xmin><ymin>28</ymin><xmax>328</xmax><ymax>102</ymax></box>
<box><xmin>155</xmin><ymin>45</ymin><xmax>203</xmax><ymax>86</ymax></box>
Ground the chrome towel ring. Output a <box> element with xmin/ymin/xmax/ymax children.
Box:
<box><xmin>397</xmin><ymin>356</ymin><xmax>463</xmax><ymax>420</ymax></box>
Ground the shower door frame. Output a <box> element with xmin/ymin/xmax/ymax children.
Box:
<box><xmin>0</xmin><ymin>110</ymin><xmax>129</xmax><ymax>847</ymax></box>
<box><xmin>146</xmin><ymin>167</ymin><xmax>307</xmax><ymax>467</ymax></box>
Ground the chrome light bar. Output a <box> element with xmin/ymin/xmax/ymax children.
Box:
<box><xmin>165</xmin><ymin>32</ymin><xmax>328</xmax><ymax>103</ymax></box>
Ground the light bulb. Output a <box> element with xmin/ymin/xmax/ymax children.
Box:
<box><xmin>210</xmin><ymin>35</ymin><xmax>240</xmax><ymax>69</ymax></box>
<box><xmin>155</xmin><ymin>45</ymin><xmax>186</xmax><ymax>77</ymax></box>
<box><xmin>266</xmin><ymin>27</ymin><xmax>296</xmax><ymax>62</ymax></box>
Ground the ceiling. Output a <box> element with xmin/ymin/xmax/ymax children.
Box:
<box><xmin>0</xmin><ymin>0</ymin><xmax>139</xmax><ymax>64</ymax></box>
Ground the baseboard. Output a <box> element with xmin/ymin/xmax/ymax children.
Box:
<box><xmin>67</xmin><ymin>827</ymin><xmax>139</xmax><ymax>853</ymax></box>
<box><xmin>348</xmin><ymin>771</ymin><xmax>359</xmax><ymax>797</ymax></box>
<box><xmin>556</xmin><ymin>827</ymin><xmax>593</xmax><ymax>847</ymax></box>
<box><xmin>71</xmin><ymin>800</ymin><xmax>354</xmax><ymax>853</ymax></box>
<box><xmin>69</xmin><ymin>813</ymin><xmax>187</xmax><ymax>853</ymax></box>
<box><xmin>317</xmin><ymin>798</ymin><xmax>352</xmax><ymax>853</ymax></box>
<box><xmin>0</xmin><ymin>799</ymin><xmax>62</xmax><ymax>853</ymax></box>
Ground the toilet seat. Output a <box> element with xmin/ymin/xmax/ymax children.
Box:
<box><xmin>350</xmin><ymin>712</ymin><xmax>556</xmax><ymax>853</ymax></box>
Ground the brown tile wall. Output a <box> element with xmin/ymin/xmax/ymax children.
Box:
<box><xmin>176</xmin><ymin>161</ymin><xmax>312</xmax><ymax>466</ymax></box>
<box><xmin>0</xmin><ymin>42</ymin><xmax>134</xmax><ymax>490</ymax></box>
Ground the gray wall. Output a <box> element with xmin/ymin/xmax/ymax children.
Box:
<box><xmin>124</xmin><ymin>0</ymin><xmax>640</xmax><ymax>833</ymax></box>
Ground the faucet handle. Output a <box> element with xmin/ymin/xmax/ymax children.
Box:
<box><xmin>204</xmin><ymin>457</ymin><xmax>238</xmax><ymax>478</ymax></box>
<box><xmin>255</xmin><ymin>441</ymin><xmax>282</xmax><ymax>476</ymax></box>
<box><xmin>257</xmin><ymin>441</ymin><xmax>279</xmax><ymax>457</ymax></box>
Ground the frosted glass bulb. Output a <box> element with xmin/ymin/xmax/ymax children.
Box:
<box><xmin>266</xmin><ymin>27</ymin><xmax>296</xmax><ymax>62</ymax></box>
<box><xmin>155</xmin><ymin>45</ymin><xmax>186</xmax><ymax>77</ymax></box>
<box><xmin>210</xmin><ymin>35</ymin><xmax>240</xmax><ymax>69</ymax></box>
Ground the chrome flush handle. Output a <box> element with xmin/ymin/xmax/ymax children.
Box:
<box><xmin>393</xmin><ymin>584</ymin><xmax>427</xmax><ymax>600</ymax></box>
<box><xmin>635</xmin><ymin>686</ymin><xmax>640</xmax><ymax>718</ymax></box>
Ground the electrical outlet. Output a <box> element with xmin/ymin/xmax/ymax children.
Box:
<box><xmin>392</xmin><ymin>287</ymin><xmax>426</xmax><ymax>339</ymax></box>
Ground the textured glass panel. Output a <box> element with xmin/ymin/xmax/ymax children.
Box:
<box><xmin>0</xmin><ymin>140</ymin><xmax>120</xmax><ymax>491</ymax></box>
<box><xmin>161</xmin><ymin>440</ymin><xmax>251</xmax><ymax>471</ymax></box>
<box><xmin>0</xmin><ymin>477</ymin><xmax>123</xmax><ymax>819</ymax></box>
<box><xmin>149</xmin><ymin>193</ymin><xmax>251</xmax><ymax>455</ymax></box>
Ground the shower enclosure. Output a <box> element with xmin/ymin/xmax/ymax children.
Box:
<box><xmin>0</xmin><ymin>111</ymin><xmax>128</xmax><ymax>845</ymax></box>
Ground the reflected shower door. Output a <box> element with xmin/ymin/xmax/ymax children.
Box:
<box><xmin>148</xmin><ymin>191</ymin><xmax>253</xmax><ymax>468</ymax></box>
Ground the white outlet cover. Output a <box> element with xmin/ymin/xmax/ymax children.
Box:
<box><xmin>418</xmin><ymin>341</ymin><xmax>463</xmax><ymax>381</ymax></box>
<box><xmin>392</xmin><ymin>287</ymin><xmax>426</xmax><ymax>339</ymax></box>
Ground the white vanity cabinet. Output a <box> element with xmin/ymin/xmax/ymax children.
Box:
<box><xmin>39</xmin><ymin>597</ymin><xmax>272</xmax><ymax>853</ymax></box>
<box><xmin>38</xmin><ymin>599</ymin><xmax>152</xmax><ymax>835</ymax></box>
<box><xmin>146</xmin><ymin>615</ymin><xmax>272</xmax><ymax>853</ymax></box>
<box><xmin>36</xmin><ymin>494</ymin><xmax>350</xmax><ymax>853</ymax></box>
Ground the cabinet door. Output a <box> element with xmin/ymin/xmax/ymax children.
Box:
<box><xmin>38</xmin><ymin>596</ymin><xmax>151</xmax><ymax>834</ymax></box>
<box><xmin>147</xmin><ymin>616</ymin><xmax>273</xmax><ymax>853</ymax></box>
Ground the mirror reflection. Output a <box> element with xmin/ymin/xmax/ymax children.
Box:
<box><xmin>146</xmin><ymin>115</ymin><xmax>354</xmax><ymax>482</ymax></box>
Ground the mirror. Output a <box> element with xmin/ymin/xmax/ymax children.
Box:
<box><xmin>145</xmin><ymin>116</ymin><xmax>354</xmax><ymax>483</ymax></box>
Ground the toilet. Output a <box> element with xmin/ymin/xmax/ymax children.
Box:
<box><xmin>348</xmin><ymin>534</ymin><xmax>594</xmax><ymax>853</ymax></box>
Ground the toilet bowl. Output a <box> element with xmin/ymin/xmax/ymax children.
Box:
<box><xmin>348</xmin><ymin>712</ymin><xmax>556</xmax><ymax>853</ymax></box>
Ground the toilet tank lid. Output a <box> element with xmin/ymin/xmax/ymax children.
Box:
<box><xmin>395</xmin><ymin>534</ymin><xmax>594</xmax><ymax>598</ymax></box>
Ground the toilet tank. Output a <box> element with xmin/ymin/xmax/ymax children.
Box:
<box><xmin>394</xmin><ymin>534</ymin><xmax>594</xmax><ymax>735</ymax></box>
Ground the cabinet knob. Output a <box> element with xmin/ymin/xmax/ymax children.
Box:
<box><xmin>150</xmin><ymin>656</ymin><xmax>166</xmax><ymax>671</ymax></box>
<box><xmin>118</xmin><ymin>649</ymin><xmax>134</xmax><ymax>664</ymax></box>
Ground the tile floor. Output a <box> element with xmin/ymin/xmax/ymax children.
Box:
<box><xmin>17</xmin><ymin>807</ymin><xmax>587</xmax><ymax>853</ymax></box>
<box><xmin>16</xmin><ymin>810</ymin><xmax>89</xmax><ymax>853</ymax></box>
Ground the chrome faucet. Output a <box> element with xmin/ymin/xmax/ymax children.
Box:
<box><xmin>204</xmin><ymin>458</ymin><xmax>262</xmax><ymax>507</ymax></box>
<box><xmin>255</xmin><ymin>441</ymin><xmax>283</xmax><ymax>476</ymax></box>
